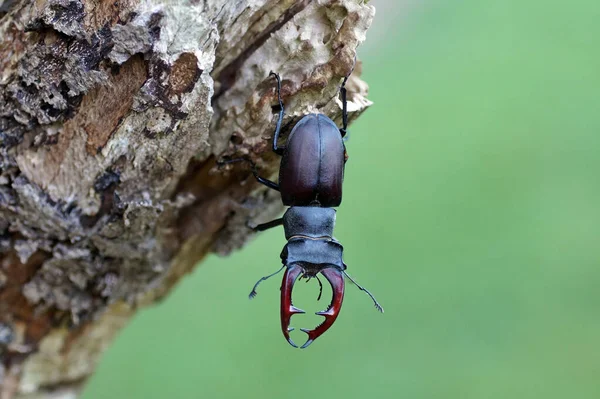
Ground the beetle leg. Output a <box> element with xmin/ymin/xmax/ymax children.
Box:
<box><xmin>280</xmin><ymin>265</ymin><xmax>305</xmax><ymax>348</ymax></box>
<box><xmin>251</xmin><ymin>218</ymin><xmax>283</xmax><ymax>232</ymax></box>
<box><xmin>217</xmin><ymin>157</ymin><xmax>279</xmax><ymax>191</ymax></box>
<box><xmin>298</xmin><ymin>268</ymin><xmax>345</xmax><ymax>349</ymax></box>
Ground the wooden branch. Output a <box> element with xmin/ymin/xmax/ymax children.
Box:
<box><xmin>0</xmin><ymin>0</ymin><xmax>374</xmax><ymax>397</ymax></box>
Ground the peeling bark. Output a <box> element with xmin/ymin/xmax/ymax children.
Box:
<box><xmin>0</xmin><ymin>0</ymin><xmax>374</xmax><ymax>396</ymax></box>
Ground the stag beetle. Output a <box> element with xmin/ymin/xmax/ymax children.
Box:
<box><xmin>221</xmin><ymin>70</ymin><xmax>383</xmax><ymax>349</ymax></box>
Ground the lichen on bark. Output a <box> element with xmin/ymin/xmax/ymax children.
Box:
<box><xmin>0</xmin><ymin>0</ymin><xmax>374</xmax><ymax>396</ymax></box>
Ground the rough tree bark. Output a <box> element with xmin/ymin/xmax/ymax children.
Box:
<box><xmin>0</xmin><ymin>0</ymin><xmax>374</xmax><ymax>397</ymax></box>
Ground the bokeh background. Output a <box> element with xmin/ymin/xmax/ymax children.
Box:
<box><xmin>83</xmin><ymin>0</ymin><xmax>600</xmax><ymax>397</ymax></box>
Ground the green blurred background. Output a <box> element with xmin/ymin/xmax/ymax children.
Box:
<box><xmin>83</xmin><ymin>0</ymin><xmax>600</xmax><ymax>397</ymax></box>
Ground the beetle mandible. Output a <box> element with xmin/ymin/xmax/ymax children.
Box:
<box><xmin>222</xmin><ymin>69</ymin><xmax>383</xmax><ymax>348</ymax></box>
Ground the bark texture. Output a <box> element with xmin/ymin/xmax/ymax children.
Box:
<box><xmin>0</xmin><ymin>0</ymin><xmax>374</xmax><ymax>396</ymax></box>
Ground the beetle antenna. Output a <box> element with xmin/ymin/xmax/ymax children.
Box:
<box><xmin>301</xmin><ymin>274</ymin><xmax>324</xmax><ymax>301</ymax></box>
<box><xmin>342</xmin><ymin>271</ymin><xmax>384</xmax><ymax>313</ymax></box>
<box><xmin>249</xmin><ymin>265</ymin><xmax>285</xmax><ymax>299</ymax></box>
<box><xmin>270</xmin><ymin>71</ymin><xmax>284</xmax><ymax>109</ymax></box>
<box><xmin>269</xmin><ymin>71</ymin><xmax>285</xmax><ymax>155</ymax></box>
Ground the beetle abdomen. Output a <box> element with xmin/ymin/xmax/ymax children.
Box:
<box><xmin>279</xmin><ymin>114</ymin><xmax>345</xmax><ymax>207</ymax></box>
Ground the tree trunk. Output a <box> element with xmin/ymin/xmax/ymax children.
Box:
<box><xmin>0</xmin><ymin>0</ymin><xmax>374</xmax><ymax>396</ymax></box>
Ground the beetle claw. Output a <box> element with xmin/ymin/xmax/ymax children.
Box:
<box><xmin>286</xmin><ymin>327</ymin><xmax>298</xmax><ymax>348</ymax></box>
<box><xmin>289</xmin><ymin>306</ymin><xmax>305</xmax><ymax>314</ymax></box>
<box><xmin>280</xmin><ymin>265</ymin><xmax>304</xmax><ymax>347</ymax></box>
<box><xmin>298</xmin><ymin>329</ymin><xmax>314</xmax><ymax>349</ymax></box>
<box><xmin>280</xmin><ymin>265</ymin><xmax>345</xmax><ymax>348</ymax></box>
